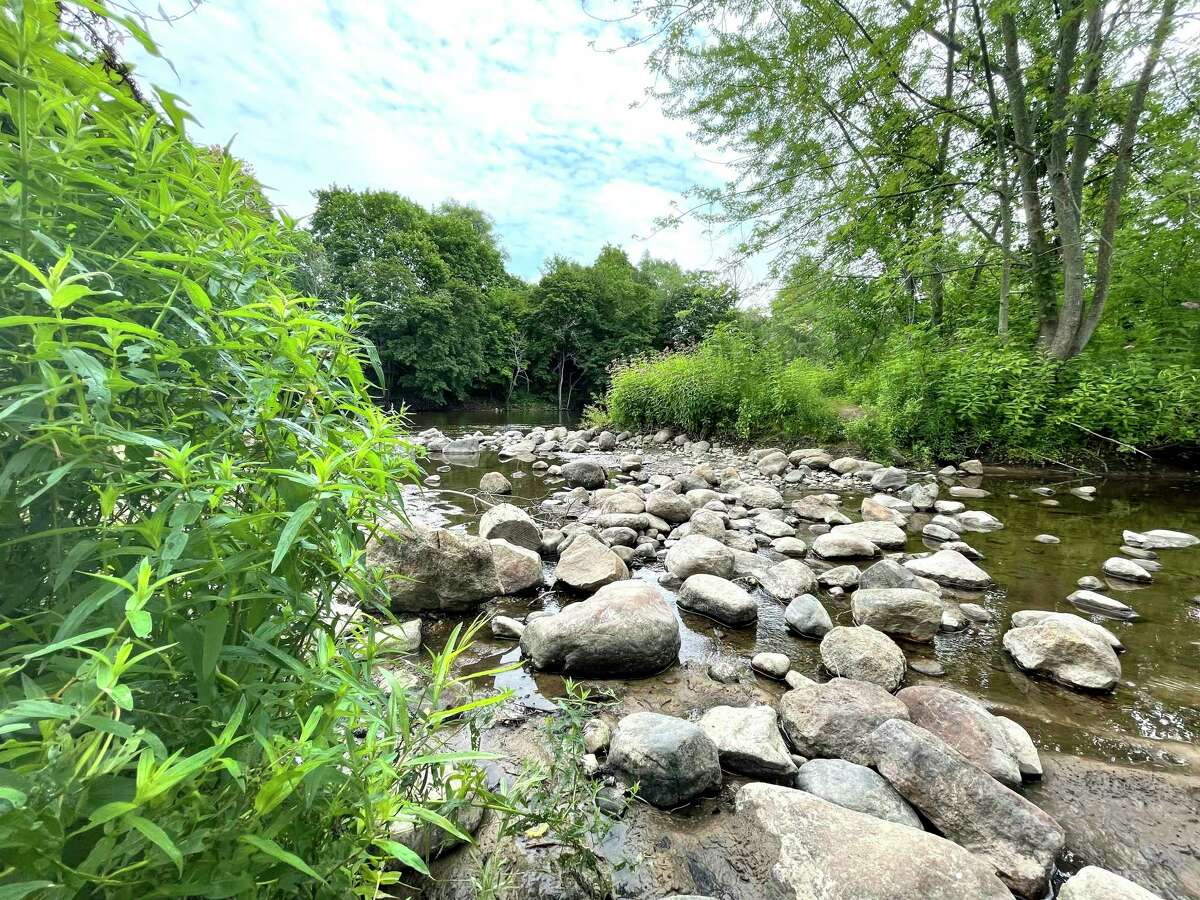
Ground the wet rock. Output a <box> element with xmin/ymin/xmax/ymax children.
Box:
<box><xmin>959</xmin><ymin>602</ymin><xmax>991</xmax><ymax>622</ymax></box>
<box><xmin>1102</xmin><ymin>556</ymin><xmax>1152</xmax><ymax>583</ymax></box>
<box><xmin>817</xmin><ymin>564</ymin><xmax>860</xmax><ymax>590</ymax></box>
<box><xmin>752</xmin><ymin>651</ymin><xmax>791</xmax><ymax>679</ymax></box>
<box><xmin>904</xmin><ymin>549</ymin><xmax>991</xmax><ymax>589</ymax></box>
<box><xmin>760</xmin><ymin>559</ymin><xmax>819</xmax><ymax>600</ymax></box>
<box><xmin>520</xmin><ymin>580</ymin><xmax>680</xmax><ymax>676</ymax></box>
<box><xmin>553</xmin><ymin>534</ymin><xmax>629</xmax><ymax>591</ymax></box>
<box><xmin>1035</xmin><ymin>533</ymin><xmax>1060</xmax><ymax>544</ymax></box>
<box><xmin>490</xmin><ymin>539</ymin><xmax>544</xmax><ymax>594</ymax></box>
<box><xmin>678</xmin><ymin>574</ymin><xmax>758</xmax><ymax>627</ymax></box>
<box><xmin>933</xmin><ymin>499</ymin><xmax>966</xmax><ymax>514</ymax></box>
<box><xmin>922</xmin><ymin>522</ymin><xmax>959</xmax><ymax>541</ymax></box>
<box><xmin>1068</xmin><ymin>589</ymin><xmax>1137</xmax><ymax>620</ymax></box>
<box><xmin>949</xmin><ymin>485</ymin><xmax>990</xmax><ymax>499</ymax></box>
<box><xmin>851</xmin><ymin>588</ymin><xmax>943</xmax><ymax>643</ymax></box>
<box><xmin>896</xmin><ymin>685</ymin><xmax>1033</xmax><ymax>787</ymax></box>
<box><xmin>1010</xmin><ymin>610</ymin><xmax>1123</xmax><ymax>652</ymax></box>
<box><xmin>868</xmin><ymin>718</ymin><xmax>1065</xmax><ymax>898</ymax></box>
<box><xmin>784</xmin><ymin>593</ymin><xmax>833</xmax><ymax>638</ymax></box>
<box><xmin>940</xmin><ymin>603</ymin><xmax>968</xmax><ymax>632</ymax></box>
<box><xmin>1058</xmin><ymin>866</ymin><xmax>1164</xmax><ymax>900</ymax></box>
<box><xmin>373</xmin><ymin>525</ymin><xmax>501</xmax><ymax>613</ymax></box>
<box><xmin>1003</xmin><ymin>620</ymin><xmax>1121</xmax><ymax>692</ymax></box>
<box><xmin>608</xmin><ymin>712</ymin><xmax>721</xmax><ymax>808</ymax></box>
<box><xmin>955</xmin><ymin>509</ymin><xmax>1005</xmax><ymax>532</ymax></box>
<box><xmin>1120</xmin><ymin>545</ymin><xmax>1157</xmax><ymax>560</ymax></box>
<box><xmin>707</xmin><ymin>658</ymin><xmax>744</xmax><ymax>684</ymax></box>
<box><xmin>1123</xmin><ymin>528</ymin><xmax>1198</xmax><ymax>550</ymax></box>
<box><xmin>646</xmin><ymin>488</ymin><xmax>694</xmax><ymax>524</ymax></box>
<box><xmin>831</xmin><ymin>521</ymin><xmax>907</xmax><ymax>551</ymax></box>
<box><xmin>491</xmin><ymin>615</ymin><xmax>525</xmax><ymax>639</ymax></box>
<box><xmin>908</xmin><ymin>658</ymin><xmax>944</xmax><ymax>677</ymax></box>
<box><xmin>899</xmin><ymin>482</ymin><xmax>937</xmax><ymax>510</ymax></box>
<box><xmin>779</xmin><ymin>676</ymin><xmax>911</xmax><ymax>766</ymax></box>
<box><xmin>665</xmin><ymin>534</ymin><xmax>735</xmax><ymax>580</ymax></box>
<box><xmin>795</xmin><ymin>758</ymin><xmax>923</xmax><ymax>830</ymax></box>
<box><xmin>735</xmin><ymin>782</ymin><xmax>1012</xmax><ymax>899</ymax></box>
<box><xmin>1076</xmin><ymin>575</ymin><xmax>1105</xmax><ymax>590</ymax></box>
<box><xmin>561</xmin><ymin>459</ymin><xmax>607</xmax><ymax>490</ymax></box>
<box><xmin>859</xmin><ymin>558</ymin><xmax>940</xmax><ymax>594</ymax></box>
<box><xmin>771</xmin><ymin>536</ymin><xmax>808</xmax><ymax>558</ymax></box>
<box><xmin>812</xmin><ymin>531</ymin><xmax>879</xmax><ymax>560</ymax></box>
<box><xmin>994</xmin><ymin>716</ymin><xmax>1043</xmax><ymax>781</ymax></box>
<box><xmin>478</xmin><ymin>502</ymin><xmax>541</xmax><ymax>552</ymax></box>
<box><xmin>479</xmin><ymin>471</ymin><xmax>512</xmax><ymax>494</ymax></box>
<box><xmin>444</xmin><ymin>435</ymin><xmax>481</xmax><ymax>455</ymax></box>
<box><xmin>698</xmin><ymin>705</ymin><xmax>797</xmax><ymax>778</ymax></box>
<box><xmin>870</xmin><ymin>466</ymin><xmax>908</xmax><ymax>490</ymax></box>
<box><xmin>819</xmin><ymin>625</ymin><xmax>907</xmax><ymax>691</ymax></box>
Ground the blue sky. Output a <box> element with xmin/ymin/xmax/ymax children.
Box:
<box><xmin>126</xmin><ymin>1</ymin><xmax>752</xmax><ymax>283</ymax></box>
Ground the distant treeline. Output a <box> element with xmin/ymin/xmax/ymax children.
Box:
<box><xmin>300</xmin><ymin>188</ymin><xmax>740</xmax><ymax>409</ymax></box>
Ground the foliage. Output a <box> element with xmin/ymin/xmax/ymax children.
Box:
<box><xmin>0</xmin><ymin>4</ymin><xmax>508</xmax><ymax>896</ymax></box>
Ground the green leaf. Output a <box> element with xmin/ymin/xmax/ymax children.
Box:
<box><xmin>0</xmin><ymin>883</ymin><xmax>58</xmax><ymax>900</ymax></box>
<box><xmin>126</xmin><ymin>608</ymin><xmax>152</xmax><ymax>638</ymax></box>
<box><xmin>239</xmin><ymin>834</ymin><xmax>324</xmax><ymax>882</ymax></box>
<box><xmin>88</xmin><ymin>800</ymin><xmax>138</xmax><ymax>825</ymax></box>
<box><xmin>374</xmin><ymin>839</ymin><xmax>430</xmax><ymax>876</ymax></box>
<box><xmin>271</xmin><ymin>499</ymin><xmax>317</xmax><ymax>572</ymax></box>
<box><xmin>130</xmin><ymin>815</ymin><xmax>183</xmax><ymax>873</ymax></box>
<box><xmin>21</xmin><ymin>627</ymin><xmax>114</xmax><ymax>661</ymax></box>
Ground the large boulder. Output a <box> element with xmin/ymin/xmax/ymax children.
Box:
<box><xmin>489</xmin><ymin>539</ymin><xmax>544</xmax><ymax>594</ymax></box>
<box><xmin>1003</xmin><ymin>621</ymin><xmax>1121</xmax><ymax>692</ymax></box>
<box><xmin>868</xmin><ymin>718</ymin><xmax>1065</xmax><ymax>898</ymax></box>
<box><xmin>1124</xmin><ymin>528</ymin><xmax>1198</xmax><ymax>550</ymax></box>
<box><xmin>779</xmin><ymin>677</ymin><xmax>910</xmax><ymax>765</ymax></box>
<box><xmin>851</xmin><ymin>588</ymin><xmax>942</xmax><ymax>642</ymax></box>
<box><xmin>1058</xmin><ymin>866</ymin><xmax>1165</xmax><ymax>900</ymax></box>
<box><xmin>859</xmin><ymin>558</ymin><xmax>940</xmax><ymax>594</ymax></box>
<box><xmin>819</xmin><ymin>625</ymin><xmax>907</xmax><ymax>691</ymax></box>
<box><xmin>373</xmin><ymin>525</ymin><xmax>500</xmax><ymax>613</ymax></box>
<box><xmin>784</xmin><ymin>593</ymin><xmax>833</xmax><ymax>638</ymax></box>
<box><xmin>645</xmin><ymin>488</ymin><xmax>694</xmax><ymax>524</ymax></box>
<box><xmin>553</xmin><ymin>534</ymin><xmax>629</xmax><ymax>592</ymax></box>
<box><xmin>904</xmin><ymin>549</ymin><xmax>991</xmax><ymax>590</ymax></box>
<box><xmin>812</xmin><ymin>531</ymin><xmax>880</xmax><ymax>560</ymax></box>
<box><xmin>561</xmin><ymin>459</ymin><xmax>607</xmax><ymax>490</ymax></box>
<box><xmin>760</xmin><ymin>559</ymin><xmax>819</xmax><ymax>600</ymax></box>
<box><xmin>870</xmin><ymin>466</ymin><xmax>908</xmax><ymax>490</ymax></box>
<box><xmin>732</xmin><ymin>483</ymin><xmax>784</xmax><ymax>509</ymax></box>
<box><xmin>1010</xmin><ymin>610</ymin><xmax>1123</xmax><ymax>652</ymax></box>
<box><xmin>833</xmin><ymin>521</ymin><xmax>907</xmax><ymax>551</ymax></box>
<box><xmin>757</xmin><ymin>450</ymin><xmax>792</xmax><ymax>476</ymax></box>
<box><xmin>1101</xmin><ymin>556</ymin><xmax>1152</xmax><ymax>583</ymax></box>
<box><xmin>794</xmin><ymin>758</ymin><xmax>922</xmax><ymax>830</ymax></box>
<box><xmin>520</xmin><ymin>580</ymin><xmax>680</xmax><ymax>676</ymax></box>
<box><xmin>698</xmin><ymin>705</ymin><xmax>797</xmax><ymax>778</ymax></box>
<box><xmin>678</xmin><ymin>574</ymin><xmax>758</xmax><ymax>627</ymax></box>
<box><xmin>665</xmin><ymin>534</ymin><xmax>735</xmax><ymax>580</ymax></box>
<box><xmin>608</xmin><ymin>712</ymin><xmax>721</xmax><ymax>807</ymax></box>
<box><xmin>478</xmin><ymin>503</ymin><xmax>541</xmax><ymax>552</ymax></box>
<box><xmin>896</xmin><ymin>685</ymin><xmax>1036</xmax><ymax>787</ymax></box>
<box><xmin>735</xmin><ymin>783</ymin><xmax>1012</xmax><ymax>899</ymax></box>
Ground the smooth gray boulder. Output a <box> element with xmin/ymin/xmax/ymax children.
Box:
<box><xmin>678</xmin><ymin>574</ymin><xmax>758</xmax><ymax>627</ymax></box>
<box><xmin>646</xmin><ymin>488</ymin><xmax>694</xmax><ymax>524</ymax></box>
<box><xmin>1003</xmin><ymin>620</ymin><xmax>1121</xmax><ymax>691</ymax></box>
<box><xmin>1102</xmin><ymin>556</ymin><xmax>1152</xmax><ymax>583</ymax></box>
<box><xmin>868</xmin><ymin>718</ymin><xmax>1065</xmax><ymax>898</ymax></box>
<box><xmin>1067</xmin><ymin>589</ymin><xmax>1137</xmax><ymax>619</ymax></box>
<box><xmin>373</xmin><ymin>525</ymin><xmax>500</xmax><ymax>613</ymax></box>
<box><xmin>956</xmin><ymin>510</ymin><xmax>1004</xmax><ymax>532</ymax></box>
<box><xmin>731</xmin><ymin>483</ymin><xmax>784</xmax><ymax>509</ymax></box>
<box><xmin>820</xmin><ymin>625</ymin><xmax>907</xmax><ymax>691</ymax></box>
<box><xmin>560</xmin><ymin>459</ymin><xmax>607</xmax><ymax>490</ymax></box>
<box><xmin>779</xmin><ymin>676</ymin><xmax>910</xmax><ymax>766</ymax></box>
<box><xmin>1058</xmin><ymin>866</ymin><xmax>1165</xmax><ymax>900</ymax></box>
<box><xmin>784</xmin><ymin>593</ymin><xmax>833</xmax><ymax>638</ymax></box>
<box><xmin>757</xmin><ymin>450</ymin><xmax>792</xmax><ymax>476</ymax></box>
<box><xmin>832</xmin><ymin>521</ymin><xmax>907</xmax><ymax>551</ymax></box>
<box><xmin>1123</xmin><ymin>528</ymin><xmax>1198</xmax><ymax>550</ymax></box>
<box><xmin>760</xmin><ymin>559</ymin><xmax>819</xmax><ymax>600</ymax></box>
<box><xmin>608</xmin><ymin>712</ymin><xmax>721</xmax><ymax>807</ymax></box>
<box><xmin>812</xmin><ymin>531</ymin><xmax>879</xmax><ymax>560</ymax></box>
<box><xmin>752</xmin><ymin>652</ymin><xmax>791</xmax><ymax>679</ymax></box>
<box><xmin>698</xmin><ymin>705</ymin><xmax>796</xmax><ymax>778</ymax></box>
<box><xmin>904</xmin><ymin>549</ymin><xmax>991</xmax><ymax>589</ymax></box>
<box><xmin>870</xmin><ymin>466</ymin><xmax>908</xmax><ymax>490</ymax></box>
<box><xmin>489</xmin><ymin>539</ymin><xmax>544</xmax><ymax>594</ymax></box>
<box><xmin>735</xmin><ymin>783</ymin><xmax>1011</xmax><ymax>899</ymax></box>
<box><xmin>896</xmin><ymin>685</ymin><xmax>1033</xmax><ymax>787</ymax></box>
<box><xmin>479</xmin><ymin>471</ymin><xmax>512</xmax><ymax>494</ymax></box>
<box><xmin>795</xmin><ymin>758</ymin><xmax>923</xmax><ymax>830</ymax></box>
<box><xmin>1010</xmin><ymin>610</ymin><xmax>1123</xmax><ymax>651</ymax></box>
<box><xmin>859</xmin><ymin>558</ymin><xmax>940</xmax><ymax>594</ymax></box>
<box><xmin>851</xmin><ymin>588</ymin><xmax>942</xmax><ymax>642</ymax></box>
<box><xmin>478</xmin><ymin>503</ymin><xmax>541</xmax><ymax>552</ymax></box>
<box><xmin>665</xmin><ymin>534</ymin><xmax>735</xmax><ymax>580</ymax></box>
<box><xmin>754</xmin><ymin>514</ymin><xmax>796</xmax><ymax>538</ymax></box>
<box><xmin>817</xmin><ymin>564</ymin><xmax>860</xmax><ymax>590</ymax></box>
<box><xmin>520</xmin><ymin>580</ymin><xmax>680</xmax><ymax>676</ymax></box>
<box><xmin>771</xmin><ymin>536</ymin><xmax>808</xmax><ymax>558</ymax></box>
<box><xmin>553</xmin><ymin>534</ymin><xmax>629</xmax><ymax>591</ymax></box>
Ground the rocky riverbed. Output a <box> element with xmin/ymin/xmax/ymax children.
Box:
<box><xmin>379</xmin><ymin>415</ymin><xmax>1200</xmax><ymax>899</ymax></box>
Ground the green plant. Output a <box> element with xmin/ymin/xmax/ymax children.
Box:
<box><xmin>0</xmin><ymin>4</ymin><xmax>508</xmax><ymax>896</ymax></box>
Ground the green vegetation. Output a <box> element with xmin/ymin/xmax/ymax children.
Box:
<box><xmin>593</xmin><ymin>0</ymin><xmax>1200</xmax><ymax>463</ymax></box>
<box><xmin>310</xmin><ymin>189</ymin><xmax>739</xmax><ymax>411</ymax></box>
<box><xmin>0</xmin><ymin>4</ymin><xmax>516</xmax><ymax>896</ymax></box>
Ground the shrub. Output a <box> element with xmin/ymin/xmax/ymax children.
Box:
<box><xmin>0</xmin><ymin>5</ymin><xmax>504</xmax><ymax>896</ymax></box>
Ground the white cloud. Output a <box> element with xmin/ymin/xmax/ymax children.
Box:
<box><xmin>125</xmin><ymin>0</ymin><xmax>763</xmax><ymax>288</ymax></box>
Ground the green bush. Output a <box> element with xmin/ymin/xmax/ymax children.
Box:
<box><xmin>0</xmin><ymin>5</ymin><xmax>505</xmax><ymax>896</ymax></box>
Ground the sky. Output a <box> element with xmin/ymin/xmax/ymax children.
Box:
<box><xmin>126</xmin><ymin>1</ymin><xmax>756</xmax><ymax>285</ymax></box>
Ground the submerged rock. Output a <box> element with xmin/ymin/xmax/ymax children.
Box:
<box><xmin>608</xmin><ymin>712</ymin><xmax>721</xmax><ymax>808</ymax></box>
<box><xmin>1067</xmin><ymin>589</ymin><xmax>1137</xmax><ymax>620</ymax></box>
<box><xmin>1003</xmin><ymin>620</ymin><xmax>1121</xmax><ymax>692</ymax></box>
<box><xmin>1010</xmin><ymin>610</ymin><xmax>1123</xmax><ymax>652</ymax></box>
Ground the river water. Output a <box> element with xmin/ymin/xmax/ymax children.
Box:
<box><xmin>406</xmin><ymin>410</ymin><xmax>1200</xmax><ymax>773</ymax></box>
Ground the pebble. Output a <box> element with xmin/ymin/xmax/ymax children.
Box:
<box><xmin>1034</xmin><ymin>534</ymin><xmax>1060</xmax><ymax>544</ymax></box>
<box><xmin>751</xmin><ymin>652</ymin><xmax>791</xmax><ymax>679</ymax></box>
<box><xmin>909</xmin><ymin>658</ymin><xmax>945</xmax><ymax>676</ymax></box>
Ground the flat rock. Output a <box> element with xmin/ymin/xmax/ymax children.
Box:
<box><xmin>812</xmin><ymin>531</ymin><xmax>880</xmax><ymax>560</ymax></box>
<box><xmin>859</xmin><ymin>558</ymin><xmax>940</xmax><ymax>594</ymax></box>
<box><xmin>553</xmin><ymin>534</ymin><xmax>629</xmax><ymax>591</ymax></box>
<box><xmin>760</xmin><ymin>559</ymin><xmax>819</xmax><ymax>599</ymax></box>
<box><xmin>752</xmin><ymin>651</ymin><xmax>791</xmax><ymax>679</ymax></box>
<box><xmin>780</xmin><ymin>677</ymin><xmax>910</xmax><ymax>766</ymax></box>
<box><xmin>817</xmin><ymin>564</ymin><xmax>860</xmax><ymax>589</ymax></box>
<box><xmin>851</xmin><ymin>588</ymin><xmax>943</xmax><ymax>642</ymax></box>
<box><xmin>665</xmin><ymin>534</ymin><xmax>735</xmax><ymax>580</ymax></box>
<box><xmin>1102</xmin><ymin>556</ymin><xmax>1152</xmax><ymax>583</ymax></box>
<box><xmin>868</xmin><ymin>718</ymin><xmax>1065</xmax><ymax>898</ymax></box>
<box><xmin>1068</xmin><ymin>589</ymin><xmax>1137</xmax><ymax>620</ymax></box>
<box><xmin>1003</xmin><ymin>621</ymin><xmax>1121</xmax><ymax>692</ymax></box>
<box><xmin>820</xmin><ymin>625</ymin><xmax>907</xmax><ymax>691</ymax></box>
<box><xmin>1010</xmin><ymin>610</ymin><xmax>1123</xmax><ymax>652</ymax></box>
<box><xmin>771</xmin><ymin>536</ymin><xmax>808</xmax><ymax>558</ymax></box>
<box><xmin>1124</xmin><ymin>528</ymin><xmax>1199</xmax><ymax>550</ymax></box>
<box><xmin>794</xmin><ymin>758</ymin><xmax>923</xmax><ymax>830</ymax></box>
<box><xmin>679</xmin><ymin>574</ymin><xmax>758</xmax><ymax>627</ymax></box>
<box><xmin>734</xmin><ymin>783</ymin><xmax>1011</xmax><ymax>900</ymax></box>
<box><xmin>520</xmin><ymin>580</ymin><xmax>680</xmax><ymax>676</ymax></box>
<box><xmin>698</xmin><ymin>705</ymin><xmax>797</xmax><ymax>778</ymax></box>
<box><xmin>608</xmin><ymin>712</ymin><xmax>721</xmax><ymax>808</ymax></box>
<box><xmin>904</xmin><ymin>549</ymin><xmax>990</xmax><ymax>589</ymax></box>
<box><xmin>831</xmin><ymin>521</ymin><xmax>907</xmax><ymax>551</ymax></box>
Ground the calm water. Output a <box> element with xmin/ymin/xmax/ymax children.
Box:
<box><xmin>406</xmin><ymin>413</ymin><xmax>1200</xmax><ymax>769</ymax></box>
